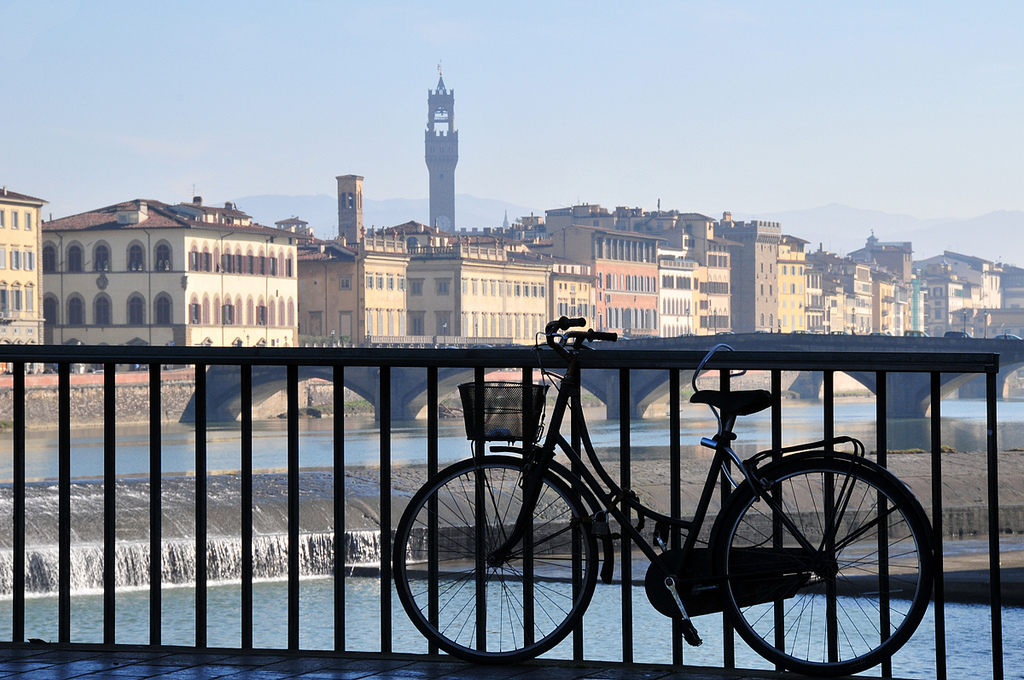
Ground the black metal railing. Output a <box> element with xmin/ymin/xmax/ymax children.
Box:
<box><xmin>0</xmin><ymin>344</ymin><xmax>1009</xmax><ymax>680</ymax></box>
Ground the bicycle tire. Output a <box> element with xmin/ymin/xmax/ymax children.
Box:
<box><xmin>712</xmin><ymin>453</ymin><xmax>934</xmax><ymax>676</ymax></box>
<box><xmin>393</xmin><ymin>455</ymin><xmax>599</xmax><ymax>663</ymax></box>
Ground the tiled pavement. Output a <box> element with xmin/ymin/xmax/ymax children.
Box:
<box><xmin>0</xmin><ymin>646</ymin><xmax>854</xmax><ymax>680</ymax></box>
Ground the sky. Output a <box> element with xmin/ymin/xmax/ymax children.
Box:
<box><xmin>3</xmin><ymin>0</ymin><xmax>1023</xmax><ymax>223</ymax></box>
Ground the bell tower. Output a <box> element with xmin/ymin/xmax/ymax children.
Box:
<box><xmin>337</xmin><ymin>174</ymin><xmax>363</xmax><ymax>244</ymax></box>
<box><xmin>425</xmin><ymin>69</ymin><xmax>458</xmax><ymax>231</ymax></box>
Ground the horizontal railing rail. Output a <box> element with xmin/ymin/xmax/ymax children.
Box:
<box><xmin>0</xmin><ymin>344</ymin><xmax>1007</xmax><ymax>680</ymax></box>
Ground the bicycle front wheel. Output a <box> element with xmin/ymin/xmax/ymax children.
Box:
<box><xmin>393</xmin><ymin>455</ymin><xmax>598</xmax><ymax>663</ymax></box>
<box><xmin>713</xmin><ymin>454</ymin><xmax>934</xmax><ymax>676</ymax></box>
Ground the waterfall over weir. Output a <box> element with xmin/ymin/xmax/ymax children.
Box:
<box><xmin>0</xmin><ymin>530</ymin><xmax>384</xmax><ymax>597</ymax></box>
<box><xmin>0</xmin><ymin>472</ymin><xmax>399</xmax><ymax>597</ymax></box>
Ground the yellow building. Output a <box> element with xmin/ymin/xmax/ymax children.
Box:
<box><xmin>777</xmin><ymin>235</ymin><xmax>808</xmax><ymax>333</ymax></box>
<box><xmin>42</xmin><ymin>198</ymin><xmax>298</xmax><ymax>347</ymax></box>
<box><xmin>0</xmin><ymin>188</ymin><xmax>46</xmax><ymax>346</ymax></box>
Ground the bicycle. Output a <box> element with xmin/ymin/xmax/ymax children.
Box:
<box><xmin>393</xmin><ymin>317</ymin><xmax>935</xmax><ymax>676</ymax></box>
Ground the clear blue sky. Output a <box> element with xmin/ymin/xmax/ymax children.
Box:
<box><xmin>4</xmin><ymin>0</ymin><xmax>1023</xmax><ymax>222</ymax></box>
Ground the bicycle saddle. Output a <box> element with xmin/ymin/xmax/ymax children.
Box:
<box><xmin>690</xmin><ymin>389</ymin><xmax>772</xmax><ymax>417</ymax></box>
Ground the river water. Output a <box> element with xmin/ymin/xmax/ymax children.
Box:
<box><xmin>0</xmin><ymin>396</ymin><xmax>1021</xmax><ymax>677</ymax></box>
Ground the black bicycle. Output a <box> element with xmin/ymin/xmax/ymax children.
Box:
<box><xmin>393</xmin><ymin>317</ymin><xmax>935</xmax><ymax>676</ymax></box>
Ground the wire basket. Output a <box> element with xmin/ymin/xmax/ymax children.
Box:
<box><xmin>458</xmin><ymin>381</ymin><xmax>549</xmax><ymax>442</ymax></box>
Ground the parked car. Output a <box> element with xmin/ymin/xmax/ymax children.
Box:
<box><xmin>943</xmin><ymin>330</ymin><xmax>972</xmax><ymax>338</ymax></box>
<box><xmin>993</xmin><ymin>333</ymin><xmax>1022</xmax><ymax>340</ymax></box>
<box><xmin>904</xmin><ymin>330</ymin><xmax>929</xmax><ymax>337</ymax></box>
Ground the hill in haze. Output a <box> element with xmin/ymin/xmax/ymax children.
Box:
<box><xmin>235</xmin><ymin>194</ymin><xmax>1024</xmax><ymax>267</ymax></box>
<box><xmin>735</xmin><ymin>204</ymin><xmax>1024</xmax><ymax>266</ymax></box>
<box><xmin>233</xmin><ymin>194</ymin><xmax>540</xmax><ymax>240</ymax></box>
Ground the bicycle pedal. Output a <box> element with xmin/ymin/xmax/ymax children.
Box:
<box><xmin>681</xmin><ymin>620</ymin><xmax>703</xmax><ymax>647</ymax></box>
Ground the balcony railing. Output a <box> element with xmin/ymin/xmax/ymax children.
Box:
<box><xmin>0</xmin><ymin>343</ymin><xmax>1010</xmax><ymax>679</ymax></box>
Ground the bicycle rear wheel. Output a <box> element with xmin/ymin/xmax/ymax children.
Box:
<box><xmin>393</xmin><ymin>455</ymin><xmax>598</xmax><ymax>663</ymax></box>
<box><xmin>713</xmin><ymin>454</ymin><xmax>934</xmax><ymax>676</ymax></box>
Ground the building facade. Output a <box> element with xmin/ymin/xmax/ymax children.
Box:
<box><xmin>718</xmin><ymin>214</ymin><xmax>781</xmax><ymax>333</ymax></box>
<box><xmin>42</xmin><ymin>198</ymin><xmax>299</xmax><ymax>347</ymax></box>
<box><xmin>0</xmin><ymin>188</ymin><xmax>46</xmax><ymax>346</ymax></box>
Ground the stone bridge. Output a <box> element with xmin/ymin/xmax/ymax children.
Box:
<box><xmin>184</xmin><ymin>334</ymin><xmax>1019</xmax><ymax>422</ymax></box>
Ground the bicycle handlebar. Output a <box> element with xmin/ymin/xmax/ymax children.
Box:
<box><xmin>543</xmin><ymin>317</ymin><xmax>617</xmax><ymax>359</ymax></box>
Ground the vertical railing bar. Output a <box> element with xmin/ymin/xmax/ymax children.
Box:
<box><xmin>669</xmin><ymin>368</ymin><xmax>682</xmax><ymax>666</ymax></box>
<box><xmin>103</xmin><ymin>362</ymin><xmax>116</xmax><ymax>645</ymax></box>
<box><xmin>876</xmin><ymin>371</ymin><xmax>892</xmax><ymax>678</ymax></box>
<box><xmin>823</xmin><ymin>370</ymin><xmax>837</xmax><ymax>662</ymax></box>
<box><xmin>240</xmin><ymin>365</ymin><xmax>254</xmax><ymax>649</ymax></box>
<box><xmin>149</xmin><ymin>363</ymin><xmax>162</xmax><ymax>646</ymax></box>
<box><xmin>930</xmin><ymin>372</ymin><xmax>946</xmax><ymax>680</ymax></box>
<box><xmin>617</xmin><ymin>367</ymin><xmax>632</xmax><ymax>664</ymax></box>
<box><xmin>521</xmin><ymin>366</ymin><xmax>535</xmax><ymax>647</ymax></box>
<box><xmin>986</xmin><ymin>370</ymin><xmax>1003</xmax><ymax>680</ymax></box>
<box><xmin>12</xmin><ymin>362</ymin><xmax>26</xmax><ymax>643</ymax></box>
<box><xmin>771</xmin><ymin>368</ymin><xmax>784</xmax><ymax>670</ymax></box>
<box><xmin>379</xmin><ymin>365</ymin><xmax>393</xmax><ymax>654</ymax></box>
<box><xmin>720</xmin><ymin>367</ymin><xmax>733</xmax><ymax>669</ymax></box>
<box><xmin>333</xmin><ymin>365</ymin><xmax>346</xmax><ymax>652</ymax></box>
<box><xmin>58</xmin><ymin>361</ymin><xmax>71</xmax><ymax>644</ymax></box>
<box><xmin>472</xmin><ymin>367</ymin><xmax>486</xmax><ymax>654</ymax></box>
<box><xmin>426</xmin><ymin>366</ymin><xmax>438</xmax><ymax>655</ymax></box>
<box><xmin>570</xmin><ymin>368</ymin><xmax>584</xmax><ymax>661</ymax></box>
<box><xmin>194</xmin><ymin>363</ymin><xmax>208</xmax><ymax>649</ymax></box>
<box><xmin>288</xmin><ymin>364</ymin><xmax>300</xmax><ymax>650</ymax></box>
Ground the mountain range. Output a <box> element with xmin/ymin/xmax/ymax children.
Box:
<box><xmin>232</xmin><ymin>194</ymin><xmax>1024</xmax><ymax>267</ymax></box>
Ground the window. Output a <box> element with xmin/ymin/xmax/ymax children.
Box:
<box><xmin>94</xmin><ymin>245</ymin><xmax>110</xmax><ymax>271</ymax></box>
<box><xmin>68</xmin><ymin>297</ymin><xmax>85</xmax><ymax>325</ymax></box>
<box><xmin>410</xmin><ymin>280</ymin><xmax>422</xmax><ymax>296</ymax></box>
<box><xmin>94</xmin><ymin>296</ymin><xmax>111</xmax><ymax>325</ymax></box>
<box><xmin>0</xmin><ymin>210</ymin><xmax>4</xmax><ymax>227</ymax></box>
<box><xmin>12</xmin><ymin>212</ymin><xmax>18</xmax><ymax>229</ymax></box>
<box><xmin>43</xmin><ymin>246</ymin><xmax>56</xmax><ymax>273</ymax></box>
<box><xmin>25</xmin><ymin>212</ymin><xmax>32</xmax><ymax>231</ymax></box>
<box><xmin>10</xmin><ymin>250</ymin><xmax>20</xmax><ymax>270</ymax></box>
<box><xmin>222</xmin><ymin>304</ymin><xmax>235</xmax><ymax>325</ymax></box>
<box><xmin>366</xmin><ymin>274</ymin><xmax>374</xmax><ymax>289</ymax></box>
<box><xmin>339</xmin><ymin>277</ymin><xmax>352</xmax><ymax>290</ymax></box>
<box><xmin>155</xmin><ymin>295</ymin><xmax>172</xmax><ymax>324</ymax></box>
<box><xmin>68</xmin><ymin>245</ymin><xmax>83</xmax><ymax>272</ymax></box>
<box><xmin>128</xmin><ymin>295</ymin><xmax>146</xmax><ymax>325</ymax></box>
<box><xmin>155</xmin><ymin>244</ymin><xmax>171</xmax><ymax>271</ymax></box>
<box><xmin>0</xmin><ymin>247</ymin><xmax>6</xmax><ymax>269</ymax></box>
<box><xmin>437</xmin><ymin>279</ymin><xmax>449</xmax><ymax>295</ymax></box>
<box><xmin>376</xmin><ymin>275</ymin><xmax>384</xmax><ymax>289</ymax></box>
<box><xmin>129</xmin><ymin>244</ymin><xmax>145</xmax><ymax>271</ymax></box>
<box><xmin>190</xmin><ymin>302</ymin><xmax>201</xmax><ymax>324</ymax></box>
<box><xmin>256</xmin><ymin>305</ymin><xmax>267</xmax><ymax>326</ymax></box>
<box><xmin>388</xmin><ymin>275</ymin><xmax>395</xmax><ymax>291</ymax></box>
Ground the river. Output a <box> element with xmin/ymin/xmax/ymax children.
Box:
<box><xmin>0</xmin><ymin>396</ymin><xmax>1020</xmax><ymax>677</ymax></box>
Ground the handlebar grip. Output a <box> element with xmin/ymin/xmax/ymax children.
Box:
<box><xmin>546</xmin><ymin>316</ymin><xmax>588</xmax><ymax>334</ymax></box>
<box><xmin>589</xmin><ymin>331</ymin><xmax>618</xmax><ymax>342</ymax></box>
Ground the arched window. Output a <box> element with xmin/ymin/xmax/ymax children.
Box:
<box><xmin>278</xmin><ymin>299</ymin><xmax>285</xmax><ymax>326</ymax></box>
<box><xmin>202</xmin><ymin>296</ymin><xmax>210</xmax><ymax>324</ymax></box>
<box><xmin>287</xmin><ymin>299</ymin><xmax>295</xmax><ymax>326</ymax></box>
<box><xmin>155</xmin><ymin>294</ymin><xmax>172</xmax><ymax>324</ymax></box>
<box><xmin>268</xmin><ymin>298</ymin><xmax>276</xmax><ymax>326</ymax></box>
<box><xmin>43</xmin><ymin>245</ymin><xmax>57</xmax><ymax>273</ymax></box>
<box><xmin>44</xmin><ymin>295</ymin><xmax>59</xmax><ymax>325</ymax></box>
<box><xmin>68</xmin><ymin>297</ymin><xmax>85</xmax><ymax>325</ymax></box>
<box><xmin>94</xmin><ymin>295</ymin><xmax>111</xmax><ymax>325</ymax></box>
<box><xmin>246</xmin><ymin>297</ymin><xmax>254</xmax><ymax>325</ymax></box>
<box><xmin>68</xmin><ymin>245</ymin><xmax>83</xmax><ymax>273</ymax></box>
<box><xmin>155</xmin><ymin>243</ymin><xmax>172</xmax><ymax>271</ymax></box>
<box><xmin>94</xmin><ymin>244</ymin><xmax>110</xmax><ymax>272</ymax></box>
<box><xmin>128</xmin><ymin>294</ymin><xmax>146</xmax><ymax>325</ymax></box>
<box><xmin>128</xmin><ymin>244</ymin><xmax>145</xmax><ymax>271</ymax></box>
